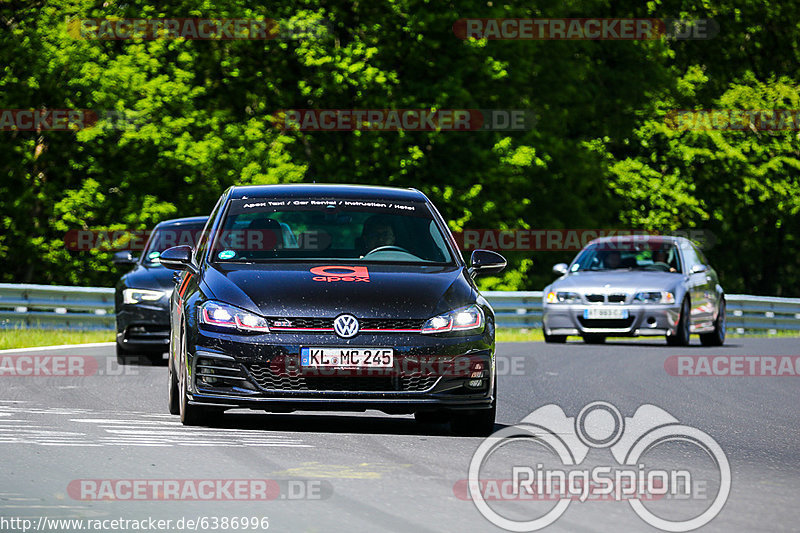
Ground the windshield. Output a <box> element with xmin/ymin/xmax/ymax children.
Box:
<box><xmin>141</xmin><ymin>223</ymin><xmax>206</xmax><ymax>265</ymax></box>
<box><xmin>570</xmin><ymin>242</ymin><xmax>682</xmax><ymax>273</ymax></box>
<box><xmin>210</xmin><ymin>198</ymin><xmax>454</xmax><ymax>264</ymax></box>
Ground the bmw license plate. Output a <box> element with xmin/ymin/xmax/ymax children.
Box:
<box><xmin>584</xmin><ymin>308</ymin><xmax>629</xmax><ymax>320</ymax></box>
<box><xmin>300</xmin><ymin>347</ymin><xmax>393</xmax><ymax>367</ymax></box>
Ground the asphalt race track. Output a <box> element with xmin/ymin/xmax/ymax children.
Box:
<box><xmin>0</xmin><ymin>338</ymin><xmax>797</xmax><ymax>532</ymax></box>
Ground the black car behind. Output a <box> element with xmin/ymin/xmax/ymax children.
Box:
<box><xmin>114</xmin><ymin>216</ymin><xmax>208</xmax><ymax>363</ymax></box>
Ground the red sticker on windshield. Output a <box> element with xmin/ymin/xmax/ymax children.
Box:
<box><xmin>310</xmin><ymin>266</ymin><xmax>370</xmax><ymax>283</ymax></box>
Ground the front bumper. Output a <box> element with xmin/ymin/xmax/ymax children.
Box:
<box><xmin>184</xmin><ymin>327</ymin><xmax>496</xmax><ymax>415</ymax></box>
<box><xmin>116</xmin><ymin>303</ymin><xmax>170</xmax><ymax>351</ymax></box>
<box><xmin>542</xmin><ymin>303</ymin><xmax>681</xmax><ymax>337</ymax></box>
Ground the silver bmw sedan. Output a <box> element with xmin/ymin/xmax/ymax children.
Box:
<box><xmin>542</xmin><ymin>235</ymin><xmax>725</xmax><ymax>346</ymax></box>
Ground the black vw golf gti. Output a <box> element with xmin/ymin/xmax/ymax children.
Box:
<box><xmin>161</xmin><ymin>184</ymin><xmax>506</xmax><ymax>435</ymax></box>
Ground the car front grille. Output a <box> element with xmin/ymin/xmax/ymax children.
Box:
<box><xmin>583</xmin><ymin>294</ymin><xmax>629</xmax><ymax>304</ymax></box>
<box><xmin>267</xmin><ymin>317</ymin><xmax>424</xmax><ymax>332</ymax></box>
<box><xmin>247</xmin><ymin>364</ymin><xmax>439</xmax><ymax>392</ymax></box>
<box><xmin>577</xmin><ymin>316</ymin><xmax>636</xmax><ymax>329</ymax></box>
<box><xmin>124</xmin><ymin>324</ymin><xmax>169</xmax><ymax>342</ymax></box>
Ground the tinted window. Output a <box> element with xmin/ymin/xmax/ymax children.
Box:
<box><xmin>681</xmin><ymin>243</ymin><xmax>704</xmax><ymax>272</ymax></box>
<box><xmin>209</xmin><ymin>198</ymin><xmax>453</xmax><ymax>264</ymax></box>
<box><xmin>194</xmin><ymin>196</ymin><xmax>225</xmax><ymax>263</ymax></box>
<box><xmin>141</xmin><ymin>222</ymin><xmax>206</xmax><ymax>265</ymax></box>
<box><xmin>571</xmin><ymin>242</ymin><xmax>682</xmax><ymax>272</ymax></box>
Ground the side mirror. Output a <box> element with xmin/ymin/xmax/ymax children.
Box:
<box><xmin>113</xmin><ymin>251</ymin><xmax>137</xmax><ymax>265</ymax></box>
<box><xmin>552</xmin><ymin>263</ymin><xmax>569</xmax><ymax>276</ymax></box>
<box><xmin>468</xmin><ymin>249</ymin><xmax>507</xmax><ymax>278</ymax></box>
<box><xmin>160</xmin><ymin>245</ymin><xmax>198</xmax><ymax>274</ymax></box>
<box><xmin>690</xmin><ymin>264</ymin><xmax>707</xmax><ymax>274</ymax></box>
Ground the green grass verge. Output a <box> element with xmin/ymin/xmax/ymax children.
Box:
<box><xmin>496</xmin><ymin>328</ymin><xmax>799</xmax><ymax>343</ymax></box>
<box><xmin>0</xmin><ymin>328</ymin><xmax>114</xmax><ymax>350</ymax></box>
<box><xmin>1</xmin><ymin>327</ymin><xmax>796</xmax><ymax>350</ymax></box>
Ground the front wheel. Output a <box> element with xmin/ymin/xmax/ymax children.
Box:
<box><xmin>667</xmin><ymin>298</ymin><xmax>691</xmax><ymax>346</ymax></box>
<box><xmin>543</xmin><ymin>331</ymin><xmax>567</xmax><ymax>343</ymax></box>
<box><xmin>700</xmin><ymin>298</ymin><xmax>726</xmax><ymax>346</ymax></box>
<box><xmin>450</xmin><ymin>378</ymin><xmax>497</xmax><ymax>437</ymax></box>
<box><xmin>168</xmin><ymin>355</ymin><xmax>180</xmax><ymax>415</ymax></box>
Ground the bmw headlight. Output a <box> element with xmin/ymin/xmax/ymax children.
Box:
<box><xmin>122</xmin><ymin>288</ymin><xmax>165</xmax><ymax>304</ymax></box>
<box><xmin>421</xmin><ymin>305</ymin><xmax>485</xmax><ymax>334</ymax></box>
<box><xmin>633</xmin><ymin>291</ymin><xmax>676</xmax><ymax>304</ymax></box>
<box><xmin>199</xmin><ymin>301</ymin><xmax>270</xmax><ymax>332</ymax></box>
<box><xmin>546</xmin><ymin>291</ymin><xmax>582</xmax><ymax>304</ymax></box>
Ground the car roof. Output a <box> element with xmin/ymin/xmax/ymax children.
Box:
<box><xmin>153</xmin><ymin>216</ymin><xmax>208</xmax><ymax>229</ymax></box>
<box><xmin>229</xmin><ymin>183</ymin><xmax>427</xmax><ymax>202</ymax></box>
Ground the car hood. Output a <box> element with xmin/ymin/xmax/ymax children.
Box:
<box><xmin>201</xmin><ymin>263</ymin><xmax>475</xmax><ymax>318</ymax></box>
<box><xmin>551</xmin><ymin>270</ymin><xmax>683</xmax><ymax>293</ymax></box>
<box><xmin>120</xmin><ymin>263</ymin><xmax>176</xmax><ymax>291</ymax></box>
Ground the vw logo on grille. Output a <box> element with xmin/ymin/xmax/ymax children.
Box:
<box><xmin>333</xmin><ymin>314</ymin><xmax>359</xmax><ymax>338</ymax></box>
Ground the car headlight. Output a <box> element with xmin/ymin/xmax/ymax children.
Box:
<box><xmin>421</xmin><ymin>305</ymin><xmax>485</xmax><ymax>334</ymax></box>
<box><xmin>546</xmin><ymin>291</ymin><xmax>582</xmax><ymax>304</ymax></box>
<box><xmin>633</xmin><ymin>291</ymin><xmax>676</xmax><ymax>304</ymax></box>
<box><xmin>199</xmin><ymin>301</ymin><xmax>270</xmax><ymax>332</ymax></box>
<box><xmin>122</xmin><ymin>288</ymin><xmax>165</xmax><ymax>304</ymax></box>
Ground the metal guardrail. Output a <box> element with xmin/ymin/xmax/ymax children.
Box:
<box><xmin>0</xmin><ymin>283</ymin><xmax>799</xmax><ymax>334</ymax></box>
<box><xmin>0</xmin><ymin>283</ymin><xmax>115</xmax><ymax>330</ymax></box>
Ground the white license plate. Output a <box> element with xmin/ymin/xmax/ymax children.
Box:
<box><xmin>584</xmin><ymin>308</ymin><xmax>629</xmax><ymax>320</ymax></box>
<box><xmin>300</xmin><ymin>347</ymin><xmax>393</xmax><ymax>367</ymax></box>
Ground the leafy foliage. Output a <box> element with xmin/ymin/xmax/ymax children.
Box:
<box><xmin>0</xmin><ymin>0</ymin><xmax>797</xmax><ymax>295</ymax></box>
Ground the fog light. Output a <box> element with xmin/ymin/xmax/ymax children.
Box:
<box><xmin>467</xmin><ymin>379</ymin><xmax>484</xmax><ymax>388</ymax></box>
<box><xmin>470</xmin><ymin>371</ymin><xmax>484</xmax><ymax>379</ymax></box>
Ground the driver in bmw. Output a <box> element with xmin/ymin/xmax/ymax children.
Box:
<box><xmin>359</xmin><ymin>215</ymin><xmax>396</xmax><ymax>256</ymax></box>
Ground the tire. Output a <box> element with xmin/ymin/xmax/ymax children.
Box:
<box><xmin>450</xmin><ymin>377</ymin><xmax>497</xmax><ymax>437</ymax></box>
<box><xmin>667</xmin><ymin>298</ymin><xmax>691</xmax><ymax>346</ymax></box>
<box><xmin>415</xmin><ymin>411</ymin><xmax>449</xmax><ymax>425</ymax></box>
<box><xmin>145</xmin><ymin>351</ymin><xmax>167</xmax><ymax>366</ymax></box>
<box><xmin>543</xmin><ymin>331</ymin><xmax>567</xmax><ymax>344</ymax></box>
<box><xmin>582</xmin><ymin>334</ymin><xmax>606</xmax><ymax>344</ymax></box>
<box><xmin>177</xmin><ymin>326</ymin><xmax>209</xmax><ymax>426</ymax></box>
<box><xmin>700</xmin><ymin>298</ymin><xmax>726</xmax><ymax>346</ymax></box>
<box><xmin>168</xmin><ymin>354</ymin><xmax>180</xmax><ymax>415</ymax></box>
<box><xmin>116</xmin><ymin>343</ymin><xmax>138</xmax><ymax>365</ymax></box>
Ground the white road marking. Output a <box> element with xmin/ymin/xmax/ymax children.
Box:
<box><xmin>0</xmin><ymin>342</ymin><xmax>115</xmax><ymax>354</ymax></box>
<box><xmin>0</xmin><ymin>400</ymin><xmax>312</xmax><ymax>448</ymax></box>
